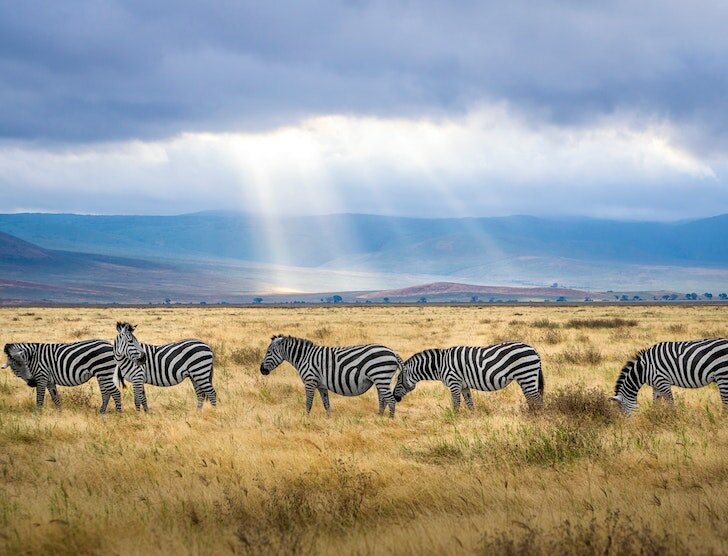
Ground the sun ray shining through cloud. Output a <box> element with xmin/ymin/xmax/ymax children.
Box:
<box><xmin>0</xmin><ymin>105</ymin><xmax>721</xmax><ymax>220</ymax></box>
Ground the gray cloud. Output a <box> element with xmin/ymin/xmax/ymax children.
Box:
<box><xmin>2</xmin><ymin>0</ymin><xmax>728</xmax><ymax>152</ymax></box>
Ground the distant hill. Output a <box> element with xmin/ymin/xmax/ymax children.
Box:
<box><xmin>357</xmin><ymin>281</ymin><xmax>592</xmax><ymax>301</ymax></box>
<box><xmin>1</xmin><ymin>212</ymin><xmax>728</xmax><ymax>299</ymax></box>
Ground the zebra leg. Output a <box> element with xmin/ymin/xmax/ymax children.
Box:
<box><xmin>304</xmin><ymin>382</ymin><xmax>316</xmax><ymax>413</ymax></box>
<box><xmin>318</xmin><ymin>387</ymin><xmax>331</xmax><ymax>416</ymax></box>
<box><xmin>516</xmin><ymin>377</ymin><xmax>543</xmax><ymax>409</ymax></box>
<box><xmin>133</xmin><ymin>381</ymin><xmax>149</xmax><ymax>412</ymax></box>
<box><xmin>205</xmin><ymin>384</ymin><xmax>218</xmax><ymax>407</ymax></box>
<box><xmin>715</xmin><ymin>378</ymin><xmax>728</xmax><ymax>407</ymax></box>
<box><xmin>446</xmin><ymin>383</ymin><xmax>462</xmax><ymax>413</ymax></box>
<box><xmin>373</xmin><ymin>383</ymin><xmax>396</xmax><ymax>418</ymax></box>
<box><xmin>35</xmin><ymin>381</ymin><xmax>47</xmax><ymax>409</ymax></box>
<box><xmin>48</xmin><ymin>383</ymin><xmax>61</xmax><ymax>408</ymax></box>
<box><xmin>463</xmin><ymin>388</ymin><xmax>474</xmax><ymax>410</ymax></box>
<box><xmin>190</xmin><ymin>380</ymin><xmax>205</xmax><ymax>410</ymax></box>
<box><xmin>653</xmin><ymin>382</ymin><xmax>674</xmax><ymax>405</ymax></box>
<box><xmin>111</xmin><ymin>388</ymin><xmax>122</xmax><ymax>412</ymax></box>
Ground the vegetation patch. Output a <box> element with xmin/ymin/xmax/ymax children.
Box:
<box><xmin>479</xmin><ymin>511</ymin><xmax>687</xmax><ymax>556</ymax></box>
<box><xmin>556</xmin><ymin>345</ymin><xmax>603</xmax><ymax>365</ymax></box>
<box><xmin>548</xmin><ymin>385</ymin><xmax>618</xmax><ymax>424</ymax></box>
<box><xmin>564</xmin><ymin>318</ymin><xmax>638</xmax><ymax>329</ymax></box>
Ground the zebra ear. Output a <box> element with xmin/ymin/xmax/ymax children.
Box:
<box><xmin>129</xmin><ymin>324</ymin><xmax>136</xmax><ymax>332</ymax></box>
<box><xmin>116</xmin><ymin>322</ymin><xmax>123</xmax><ymax>332</ymax></box>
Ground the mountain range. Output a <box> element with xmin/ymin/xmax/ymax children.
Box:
<box><xmin>0</xmin><ymin>212</ymin><xmax>727</xmax><ymax>303</ymax></box>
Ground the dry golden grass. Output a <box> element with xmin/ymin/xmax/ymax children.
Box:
<box><xmin>1</xmin><ymin>305</ymin><xmax>727</xmax><ymax>555</ymax></box>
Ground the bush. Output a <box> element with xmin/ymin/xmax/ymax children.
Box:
<box><xmin>556</xmin><ymin>346</ymin><xmax>603</xmax><ymax>365</ymax></box>
<box><xmin>532</xmin><ymin>319</ymin><xmax>559</xmax><ymax>329</ymax></box>
<box><xmin>479</xmin><ymin>511</ymin><xmax>686</xmax><ymax>556</ymax></box>
<box><xmin>549</xmin><ymin>385</ymin><xmax>618</xmax><ymax>423</ymax></box>
<box><xmin>229</xmin><ymin>347</ymin><xmax>264</xmax><ymax>367</ymax></box>
<box><xmin>564</xmin><ymin>318</ymin><xmax>638</xmax><ymax>329</ymax></box>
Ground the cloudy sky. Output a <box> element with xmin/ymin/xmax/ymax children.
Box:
<box><xmin>1</xmin><ymin>0</ymin><xmax>728</xmax><ymax>219</ymax></box>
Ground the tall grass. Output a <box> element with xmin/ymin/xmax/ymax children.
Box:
<box><xmin>1</xmin><ymin>305</ymin><xmax>727</xmax><ymax>555</ymax></box>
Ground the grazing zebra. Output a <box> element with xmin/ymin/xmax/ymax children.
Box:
<box><xmin>260</xmin><ymin>335</ymin><xmax>403</xmax><ymax>417</ymax></box>
<box><xmin>2</xmin><ymin>340</ymin><xmax>121</xmax><ymax>413</ymax></box>
<box><xmin>611</xmin><ymin>338</ymin><xmax>728</xmax><ymax>414</ymax></box>
<box><xmin>394</xmin><ymin>342</ymin><xmax>544</xmax><ymax>411</ymax></box>
<box><xmin>114</xmin><ymin>322</ymin><xmax>217</xmax><ymax>411</ymax></box>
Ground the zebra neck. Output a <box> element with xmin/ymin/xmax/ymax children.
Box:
<box><xmin>281</xmin><ymin>340</ymin><xmax>314</xmax><ymax>373</ymax></box>
<box><xmin>412</xmin><ymin>365</ymin><xmax>441</xmax><ymax>383</ymax></box>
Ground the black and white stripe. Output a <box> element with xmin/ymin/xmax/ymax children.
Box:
<box><xmin>114</xmin><ymin>322</ymin><xmax>217</xmax><ymax>411</ymax></box>
<box><xmin>612</xmin><ymin>338</ymin><xmax>728</xmax><ymax>414</ymax></box>
<box><xmin>2</xmin><ymin>340</ymin><xmax>121</xmax><ymax>413</ymax></box>
<box><xmin>260</xmin><ymin>335</ymin><xmax>403</xmax><ymax>417</ymax></box>
<box><xmin>394</xmin><ymin>342</ymin><xmax>544</xmax><ymax>411</ymax></box>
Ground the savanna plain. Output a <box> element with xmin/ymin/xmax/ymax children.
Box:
<box><xmin>1</xmin><ymin>305</ymin><xmax>727</xmax><ymax>555</ymax></box>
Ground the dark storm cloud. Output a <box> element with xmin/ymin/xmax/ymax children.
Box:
<box><xmin>1</xmin><ymin>0</ymin><xmax>728</xmax><ymax>150</ymax></box>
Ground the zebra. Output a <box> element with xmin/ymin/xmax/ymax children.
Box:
<box><xmin>114</xmin><ymin>322</ymin><xmax>217</xmax><ymax>411</ymax></box>
<box><xmin>259</xmin><ymin>335</ymin><xmax>403</xmax><ymax>417</ymax></box>
<box><xmin>2</xmin><ymin>340</ymin><xmax>122</xmax><ymax>413</ymax></box>
<box><xmin>394</xmin><ymin>342</ymin><xmax>544</xmax><ymax>411</ymax></box>
<box><xmin>611</xmin><ymin>338</ymin><xmax>728</xmax><ymax>414</ymax></box>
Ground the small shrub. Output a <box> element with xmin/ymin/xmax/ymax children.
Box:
<box><xmin>542</xmin><ymin>329</ymin><xmax>563</xmax><ymax>345</ymax></box>
<box><xmin>231</xmin><ymin>459</ymin><xmax>375</xmax><ymax>554</ymax></box>
<box><xmin>666</xmin><ymin>323</ymin><xmax>686</xmax><ymax>333</ymax></box>
<box><xmin>64</xmin><ymin>387</ymin><xmax>95</xmax><ymax>409</ymax></box>
<box><xmin>556</xmin><ymin>346</ymin><xmax>603</xmax><ymax>365</ymax></box>
<box><xmin>564</xmin><ymin>318</ymin><xmax>638</xmax><ymax>329</ymax></box>
<box><xmin>549</xmin><ymin>385</ymin><xmax>618</xmax><ymax>423</ymax></box>
<box><xmin>311</xmin><ymin>327</ymin><xmax>332</xmax><ymax>341</ymax></box>
<box><xmin>479</xmin><ymin>511</ymin><xmax>686</xmax><ymax>555</ymax></box>
<box><xmin>229</xmin><ymin>346</ymin><xmax>263</xmax><ymax>367</ymax></box>
<box><xmin>532</xmin><ymin>319</ymin><xmax>559</xmax><ymax>329</ymax></box>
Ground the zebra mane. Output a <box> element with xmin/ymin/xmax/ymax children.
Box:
<box><xmin>614</xmin><ymin>349</ymin><xmax>647</xmax><ymax>394</ymax></box>
<box><xmin>271</xmin><ymin>335</ymin><xmax>314</xmax><ymax>346</ymax></box>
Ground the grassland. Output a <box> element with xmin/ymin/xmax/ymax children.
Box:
<box><xmin>1</xmin><ymin>305</ymin><xmax>727</xmax><ymax>555</ymax></box>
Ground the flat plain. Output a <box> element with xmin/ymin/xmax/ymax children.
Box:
<box><xmin>1</xmin><ymin>305</ymin><xmax>727</xmax><ymax>555</ymax></box>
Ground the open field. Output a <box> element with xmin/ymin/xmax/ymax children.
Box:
<box><xmin>1</xmin><ymin>305</ymin><xmax>727</xmax><ymax>555</ymax></box>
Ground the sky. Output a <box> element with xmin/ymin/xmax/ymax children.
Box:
<box><xmin>1</xmin><ymin>0</ymin><xmax>728</xmax><ymax>220</ymax></box>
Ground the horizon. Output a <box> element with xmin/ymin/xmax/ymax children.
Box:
<box><xmin>1</xmin><ymin>209</ymin><xmax>727</xmax><ymax>224</ymax></box>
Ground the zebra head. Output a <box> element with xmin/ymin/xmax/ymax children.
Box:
<box><xmin>393</xmin><ymin>358</ymin><xmax>418</xmax><ymax>402</ymax></box>
<box><xmin>611</xmin><ymin>357</ymin><xmax>642</xmax><ymax>414</ymax></box>
<box><xmin>3</xmin><ymin>343</ymin><xmax>36</xmax><ymax>387</ymax></box>
<box><xmin>260</xmin><ymin>335</ymin><xmax>286</xmax><ymax>375</ymax></box>
<box><xmin>114</xmin><ymin>322</ymin><xmax>146</xmax><ymax>384</ymax></box>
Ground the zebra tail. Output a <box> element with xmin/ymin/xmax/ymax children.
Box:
<box><xmin>537</xmin><ymin>363</ymin><xmax>545</xmax><ymax>397</ymax></box>
<box><xmin>114</xmin><ymin>365</ymin><xmax>126</xmax><ymax>390</ymax></box>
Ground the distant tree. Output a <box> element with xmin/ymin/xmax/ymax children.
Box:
<box><xmin>584</xmin><ymin>297</ymin><xmax>593</xmax><ymax>302</ymax></box>
<box><xmin>661</xmin><ymin>295</ymin><xmax>670</xmax><ymax>301</ymax></box>
<box><xmin>164</xmin><ymin>297</ymin><xmax>171</xmax><ymax>304</ymax></box>
<box><xmin>685</xmin><ymin>293</ymin><xmax>698</xmax><ymax>300</ymax></box>
<box><xmin>719</xmin><ymin>293</ymin><xmax>728</xmax><ymax>300</ymax></box>
<box><xmin>669</xmin><ymin>294</ymin><xmax>679</xmax><ymax>300</ymax></box>
<box><xmin>383</xmin><ymin>297</ymin><xmax>390</xmax><ymax>303</ymax></box>
<box><xmin>556</xmin><ymin>296</ymin><xmax>567</xmax><ymax>302</ymax></box>
<box><xmin>470</xmin><ymin>295</ymin><xmax>479</xmax><ymax>303</ymax></box>
<box><xmin>551</xmin><ymin>283</ymin><xmax>559</xmax><ymax>288</ymax></box>
<box><xmin>332</xmin><ymin>295</ymin><xmax>343</xmax><ymax>303</ymax></box>
<box><xmin>614</xmin><ymin>295</ymin><xmax>620</xmax><ymax>300</ymax></box>
<box><xmin>418</xmin><ymin>296</ymin><xmax>427</xmax><ymax>303</ymax></box>
<box><xmin>199</xmin><ymin>301</ymin><xmax>207</xmax><ymax>305</ymax></box>
<box><xmin>633</xmin><ymin>295</ymin><xmax>641</xmax><ymax>301</ymax></box>
<box><xmin>704</xmin><ymin>292</ymin><xmax>713</xmax><ymax>299</ymax></box>
<box><xmin>253</xmin><ymin>297</ymin><xmax>263</xmax><ymax>304</ymax></box>
<box><xmin>620</xmin><ymin>295</ymin><xmax>629</xmax><ymax>301</ymax></box>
